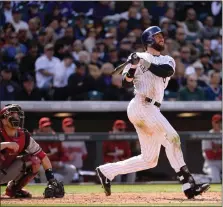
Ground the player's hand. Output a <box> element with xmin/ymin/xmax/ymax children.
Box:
<box><xmin>130</xmin><ymin>53</ymin><xmax>140</xmax><ymax>65</ymax></box>
<box><xmin>6</xmin><ymin>142</ymin><xmax>19</xmax><ymax>152</ymax></box>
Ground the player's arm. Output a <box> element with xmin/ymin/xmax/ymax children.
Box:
<box><xmin>122</xmin><ymin>53</ymin><xmax>140</xmax><ymax>87</ymax></box>
<box><xmin>148</xmin><ymin>63</ymin><xmax>174</xmax><ymax>78</ymax></box>
<box><xmin>147</xmin><ymin>57</ymin><xmax>175</xmax><ymax>78</ymax></box>
<box><xmin>0</xmin><ymin>142</ymin><xmax>19</xmax><ymax>151</ymax></box>
<box><xmin>24</xmin><ymin>135</ymin><xmax>55</xmax><ymax>180</ymax></box>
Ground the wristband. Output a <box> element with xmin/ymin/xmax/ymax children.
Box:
<box><xmin>45</xmin><ymin>168</ymin><xmax>54</xmax><ymax>181</ymax></box>
<box><xmin>126</xmin><ymin>68</ymin><xmax>136</xmax><ymax>78</ymax></box>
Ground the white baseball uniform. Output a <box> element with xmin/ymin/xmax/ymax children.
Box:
<box><xmin>99</xmin><ymin>52</ymin><xmax>186</xmax><ymax>181</ymax></box>
<box><xmin>202</xmin><ymin>129</ymin><xmax>222</xmax><ymax>183</ymax></box>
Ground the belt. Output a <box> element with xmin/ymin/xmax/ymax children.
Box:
<box><xmin>145</xmin><ymin>97</ymin><xmax>161</xmax><ymax>108</ymax></box>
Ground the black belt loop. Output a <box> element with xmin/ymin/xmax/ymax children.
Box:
<box><xmin>145</xmin><ymin>97</ymin><xmax>161</xmax><ymax>108</ymax></box>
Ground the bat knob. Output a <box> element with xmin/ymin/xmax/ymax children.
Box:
<box><xmin>130</xmin><ymin>53</ymin><xmax>140</xmax><ymax>65</ymax></box>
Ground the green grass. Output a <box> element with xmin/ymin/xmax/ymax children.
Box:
<box><xmin>1</xmin><ymin>184</ymin><xmax>221</xmax><ymax>194</ymax></box>
<box><xmin>1</xmin><ymin>184</ymin><xmax>221</xmax><ymax>207</ymax></box>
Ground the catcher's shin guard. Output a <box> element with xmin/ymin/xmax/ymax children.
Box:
<box><xmin>5</xmin><ymin>156</ymin><xmax>41</xmax><ymax>198</ymax></box>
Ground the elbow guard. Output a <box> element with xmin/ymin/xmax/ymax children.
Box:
<box><xmin>35</xmin><ymin>150</ymin><xmax>46</xmax><ymax>160</ymax></box>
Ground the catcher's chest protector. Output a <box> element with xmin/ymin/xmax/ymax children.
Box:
<box><xmin>0</xmin><ymin>128</ymin><xmax>26</xmax><ymax>169</ymax></box>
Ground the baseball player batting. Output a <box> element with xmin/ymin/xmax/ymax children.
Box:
<box><xmin>96</xmin><ymin>26</ymin><xmax>210</xmax><ymax>199</ymax></box>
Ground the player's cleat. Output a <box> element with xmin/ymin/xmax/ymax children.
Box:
<box><xmin>193</xmin><ymin>183</ymin><xmax>210</xmax><ymax>196</ymax></box>
<box><xmin>5</xmin><ymin>188</ymin><xmax>32</xmax><ymax>198</ymax></box>
<box><xmin>184</xmin><ymin>183</ymin><xmax>210</xmax><ymax>199</ymax></box>
<box><xmin>96</xmin><ymin>167</ymin><xmax>111</xmax><ymax>196</ymax></box>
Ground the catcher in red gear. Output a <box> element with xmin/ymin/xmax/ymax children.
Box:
<box><xmin>0</xmin><ymin>104</ymin><xmax>64</xmax><ymax>198</ymax></box>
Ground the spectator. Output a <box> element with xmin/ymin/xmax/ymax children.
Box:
<box><xmin>108</xmin><ymin>48</ymin><xmax>121</xmax><ymax>68</ymax></box>
<box><xmin>72</xmin><ymin>40</ymin><xmax>84</xmax><ymax>61</ymax></box>
<box><xmin>210</xmin><ymin>30</ymin><xmax>222</xmax><ymax>57</ymax></box>
<box><xmin>56</xmin><ymin>26</ymin><xmax>75</xmax><ymax>52</ymax></box>
<box><xmin>9</xmin><ymin>7</ymin><xmax>29</xmax><ymax>32</ymax></box>
<box><xmin>17</xmin><ymin>27</ymin><xmax>30</xmax><ymax>48</ymax></box>
<box><xmin>19</xmin><ymin>42</ymin><xmax>39</xmax><ymax>78</ymax></box>
<box><xmin>52</xmin><ymin>53</ymin><xmax>75</xmax><ymax>100</ymax></box>
<box><xmin>192</xmin><ymin>61</ymin><xmax>209</xmax><ymax>88</ymax></box>
<box><xmin>172</xmin><ymin>27</ymin><xmax>187</xmax><ymax>51</ymax></box>
<box><xmin>35</xmin><ymin>43</ymin><xmax>60</xmax><ymax>90</ymax></box>
<box><xmin>53</xmin><ymin>43</ymin><xmax>66</xmax><ymax>60</ymax></box>
<box><xmin>90</xmin><ymin>48</ymin><xmax>103</xmax><ymax>66</ymax></box>
<box><xmin>93</xmin><ymin>1</ymin><xmax>114</xmax><ymax>21</ymax></box>
<box><xmin>204</xmin><ymin>71</ymin><xmax>222</xmax><ymax>101</ymax></box>
<box><xmin>68</xmin><ymin>62</ymin><xmax>88</xmax><ymax>100</ymax></box>
<box><xmin>0</xmin><ymin>64</ymin><xmax>21</xmax><ymax>101</ymax></box>
<box><xmin>103</xmin><ymin>120</ymin><xmax>136</xmax><ymax>183</ymax></box>
<box><xmin>149</xmin><ymin>2</ymin><xmax>168</xmax><ymax>24</ymax></box>
<box><xmin>202</xmin><ymin>114</ymin><xmax>222</xmax><ymax>183</ymax></box>
<box><xmin>0</xmin><ymin>2</ymin><xmax>13</xmax><ymax>25</ymax></box>
<box><xmin>104</xmin><ymin>33</ymin><xmax>117</xmax><ymax>52</ymax></box>
<box><xmin>117</xmin><ymin>18</ymin><xmax>129</xmax><ymax>42</ymax></box>
<box><xmin>127</xmin><ymin>6</ymin><xmax>141</xmax><ymax>30</ymax></box>
<box><xmin>25</xmin><ymin>2</ymin><xmax>41</xmax><ymax>22</ymax></box>
<box><xmin>36</xmin><ymin>117</ymin><xmax>76</xmax><ymax>184</ymax></box>
<box><xmin>87</xmin><ymin>64</ymin><xmax>106</xmax><ymax>100</ymax></box>
<box><xmin>119</xmin><ymin>38</ymin><xmax>133</xmax><ymax>61</ymax></box>
<box><xmin>15</xmin><ymin>73</ymin><xmax>42</xmax><ymax>101</ymax></box>
<box><xmin>44</xmin><ymin>26</ymin><xmax>57</xmax><ymax>44</ymax></box>
<box><xmin>83</xmin><ymin>28</ymin><xmax>97</xmax><ymax>53</ymax></box>
<box><xmin>182</xmin><ymin>8</ymin><xmax>204</xmax><ymax>41</ymax></box>
<box><xmin>211</xmin><ymin>56</ymin><xmax>222</xmax><ymax>74</ymax></box>
<box><xmin>178</xmin><ymin>74</ymin><xmax>205</xmax><ymax>101</ymax></box>
<box><xmin>27</xmin><ymin>17</ymin><xmax>41</xmax><ymax>40</ymax></box>
<box><xmin>101</xmin><ymin>63</ymin><xmax>114</xmax><ymax>87</ymax></box>
<box><xmin>1</xmin><ymin>31</ymin><xmax>27</xmax><ymax>65</ymax></box>
<box><xmin>201</xmin><ymin>16</ymin><xmax>219</xmax><ymax>40</ymax></box>
<box><xmin>61</xmin><ymin>117</ymin><xmax>88</xmax><ymax>182</ymax></box>
<box><xmin>78</xmin><ymin>50</ymin><xmax>91</xmax><ymax>65</ymax></box>
<box><xmin>36</xmin><ymin>29</ymin><xmax>47</xmax><ymax>54</ymax></box>
<box><xmin>199</xmin><ymin>53</ymin><xmax>212</xmax><ymax>74</ymax></box>
<box><xmin>74</xmin><ymin>13</ymin><xmax>87</xmax><ymax>41</ymax></box>
<box><xmin>180</xmin><ymin>45</ymin><xmax>192</xmax><ymax>67</ymax></box>
<box><xmin>44</xmin><ymin>4</ymin><xmax>62</xmax><ymax>27</ymax></box>
<box><xmin>103</xmin><ymin>75</ymin><xmax>133</xmax><ymax>101</ymax></box>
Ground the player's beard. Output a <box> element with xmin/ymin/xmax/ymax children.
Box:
<box><xmin>151</xmin><ymin>43</ymin><xmax>165</xmax><ymax>52</ymax></box>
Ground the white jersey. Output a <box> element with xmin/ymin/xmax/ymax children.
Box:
<box><xmin>122</xmin><ymin>52</ymin><xmax>175</xmax><ymax>103</ymax></box>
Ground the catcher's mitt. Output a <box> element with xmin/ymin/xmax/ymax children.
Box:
<box><xmin>43</xmin><ymin>179</ymin><xmax>65</xmax><ymax>198</ymax></box>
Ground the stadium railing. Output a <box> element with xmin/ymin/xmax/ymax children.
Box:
<box><xmin>1</xmin><ymin>101</ymin><xmax>221</xmax><ymax>112</ymax></box>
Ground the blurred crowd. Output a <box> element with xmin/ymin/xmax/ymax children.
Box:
<box><xmin>0</xmin><ymin>1</ymin><xmax>222</xmax><ymax>101</ymax></box>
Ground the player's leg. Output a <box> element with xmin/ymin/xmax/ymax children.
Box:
<box><xmin>5</xmin><ymin>155</ymin><xmax>41</xmax><ymax>198</ymax></box>
<box><xmin>0</xmin><ymin>158</ymin><xmax>24</xmax><ymax>185</ymax></box>
<box><xmin>96</xmin><ymin>125</ymin><xmax>161</xmax><ymax>196</ymax></box>
<box><xmin>149</xmin><ymin>110</ymin><xmax>210</xmax><ymax>198</ymax></box>
<box><xmin>98</xmin><ymin>126</ymin><xmax>161</xmax><ymax>181</ymax></box>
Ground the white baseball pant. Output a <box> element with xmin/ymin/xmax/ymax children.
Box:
<box><xmin>99</xmin><ymin>94</ymin><xmax>186</xmax><ymax>181</ymax></box>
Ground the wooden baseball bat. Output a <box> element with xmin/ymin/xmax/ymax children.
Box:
<box><xmin>111</xmin><ymin>60</ymin><xmax>131</xmax><ymax>75</ymax></box>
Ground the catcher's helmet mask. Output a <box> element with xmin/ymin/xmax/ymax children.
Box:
<box><xmin>141</xmin><ymin>26</ymin><xmax>164</xmax><ymax>52</ymax></box>
<box><xmin>0</xmin><ymin>104</ymin><xmax>25</xmax><ymax>128</ymax></box>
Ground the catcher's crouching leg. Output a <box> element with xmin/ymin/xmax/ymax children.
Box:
<box><xmin>6</xmin><ymin>155</ymin><xmax>41</xmax><ymax>198</ymax></box>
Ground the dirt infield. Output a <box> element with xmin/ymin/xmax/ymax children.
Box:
<box><xmin>1</xmin><ymin>192</ymin><xmax>221</xmax><ymax>205</ymax></box>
